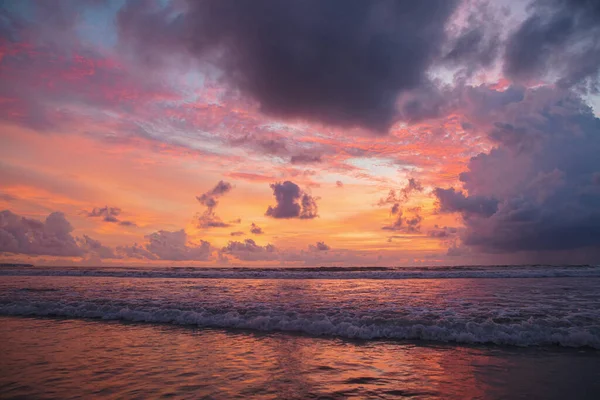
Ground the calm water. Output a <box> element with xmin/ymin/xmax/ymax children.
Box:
<box><xmin>1</xmin><ymin>317</ymin><xmax>599</xmax><ymax>399</ymax></box>
<box><xmin>1</xmin><ymin>265</ymin><xmax>600</xmax><ymax>398</ymax></box>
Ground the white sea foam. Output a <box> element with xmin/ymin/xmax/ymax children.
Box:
<box><xmin>2</xmin><ymin>268</ymin><xmax>599</xmax><ymax>349</ymax></box>
<box><xmin>1</xmin><ymin>299</ymin><xmax>599</xmax><ymax>348</ymax></box>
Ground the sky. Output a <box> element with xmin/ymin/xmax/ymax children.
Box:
<box><xmin>1</xmin><ymin>0</ymin><xmax>600</xmax><ymax>267</ymax></box>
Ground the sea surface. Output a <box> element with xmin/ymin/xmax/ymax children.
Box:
<box><xmin>1</xmin><ymin>264</ymin><xmax>599</xmax><ymax>399</ymax></box>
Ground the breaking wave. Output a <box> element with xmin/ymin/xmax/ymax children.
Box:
<box><xmin>1</xmin><ymin>300</ymin><xmax>599</xmax><ymax>349</ymax></box>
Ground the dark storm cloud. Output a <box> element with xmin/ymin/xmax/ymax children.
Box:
<box><xmin>265</xmin><ymin>181</ymin><xmax>318</xmax><ymax>219</ymax></box>
<box><xmin>118</xmin><ymin>0</ymin><xmax>460</xmax><ymax>132</ymax></box>
<box><xmin>435</xmin><ymin>87</ymin><xmax>600</xmax><ymax>254</ymax></box>
<box><xmin>442</xmin><ymin>0</ymin><xmax>503</xmax><ymax>76</ymax></box>
<box><xmin>504</xmin><ymin>0</ymin><xmax>600</xmax><ymax>91</ymax></box>
<box><xmin>434</xmin><ymin>188</ymin><xmax>499</xmax><ymax>218</ymax></box>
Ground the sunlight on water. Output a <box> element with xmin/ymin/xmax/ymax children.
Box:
<box><xmin>1</xmin><ymin>317</ymin><xmax>599</xmax><ymax>399</ymax></box>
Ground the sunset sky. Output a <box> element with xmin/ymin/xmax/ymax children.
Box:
<box><xmin>1</xmin><ymin>0</ymin><xmax>600</xmax><ymax>266</ymax></box>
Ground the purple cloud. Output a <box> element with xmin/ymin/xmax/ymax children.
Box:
<box><xmin>220</xmin><ymin>239</ymin><xmax>278</xmax><ymax>261</ymax></box>
<box><xmin>250</xmin><ymin>223</ymin><xmax>263</xmax><ymax>235</ymax></box>
<box><xmin>196</xmin><ymin>181</ymin><xmax>233</xmax><ymax>229</ymax></box>
<box><xmin>0</xmin><ymin>210</ymin><xmax>114</xmax><ymax>258</ymax></box>
<box><xmin>83</xmin><ymin>206</ymin><xmax>137</xmax><ymax>227</ymax></box>
<box><xmin>309</xmin><ymin>241</ymin><xmax>330</xmax><ymax>251</ymax></box>
<box><xmin>265</xmin><ymin>181</ymin><xmax>318</xmax><ymax>219</ymax></box>
<box><xmin>435</xmin><ymin>87</ymin><xmax>600</xmax><ymax>256</ymax></box>
<box><xmin>145</xmin><ymin>229</ymin><xmax>211</xmax><ymax>261</ymax></box>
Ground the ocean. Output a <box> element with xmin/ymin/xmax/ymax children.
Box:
<box><xmin>1</xmin><ymin>265</ymin><xmax>599</xmax><ymax>399</ymax></box>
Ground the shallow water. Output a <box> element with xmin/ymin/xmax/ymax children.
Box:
<box><xmin>1</xmin><ymin>268</ymin><xmax>600</xmax><ymax>347</ymax></box>
<box><xmin>1</xmin><ymin>266</ymin><xmax>600</xmax><ymax>398</ymax></box>
<box><xmin>1</xmin><ymin>317</ymin><xmax>599</xmax><ymax>399</ymax></box>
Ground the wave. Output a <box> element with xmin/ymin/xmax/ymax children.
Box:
<box><xmin>1</xmin><ymin>265</ymin><xmax>600</xmax><ymax>279</ymax></box>
<box><xmin>1</xmin><ymin>300</ymin><xmax>599</xmax><ymax>349</ymax></box>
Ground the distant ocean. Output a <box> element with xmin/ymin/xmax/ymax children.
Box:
<box><xmin>1</xmin><ymin>265</ymin><xmax>599</xmax><ymax>398</ymax></box>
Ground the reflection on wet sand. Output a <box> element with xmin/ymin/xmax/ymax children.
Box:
<box><xmin>1</xmin><ymin>317</ymin><xmax>598</xmax><ymax>399</ymax></box>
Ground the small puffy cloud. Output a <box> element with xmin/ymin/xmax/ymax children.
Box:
<box><xmin>196</xmin><ymin>211</ymin><xmax>230</xmax><ymax>229</ymax></box>
<box><xmin>309</xmin><ymin>241</ymin><xmax>330</xmax><ymax>251</ymax></box>
<box><xmin>336</xmin><ymin>181</ymin><xmax>344</xmax><ymax>188</ymax></box>
<box><xmin>427</xmin><ymin>225</ymin><xmax>458</xmax><ymax>238</ymax></box>
<box><xmin>145</xmin><ymin>229</ymin><xmax>211</xmax><ymax>261</ymax></box>
<box><xmin>382</xmin><ymin>208</ymin><xmax>422</xmax><ymax>233</ymax></box>
<box><xmin>250</xmin><ymin>222</ymin><xmax>263</xmax><ymax>235</ymax></box>
<box><xmin>380</xmin><ymin>179</ymin><xmax>424</xmax><ymax>233</ymax></box>
<box><xmin>265</xmin><ymin>181</ymin><xmax>318</xmax><ymax>219</ymax></box>
<box><xmin>230</xmin><ymin>231</ymin><xmax>244</xmax><ymax>236</ymax></box>
<box><xmin>195</xmin><ymin>180</ymin><xmax>233</xmax><ymax>229</ymax></box>
<box><xmin>196</xmin><ymin>180</ymin><xmax>233</xmax><ymax>209</ymax></box>
<box><xmin>379</xmin><ymin>178</ymin><xmax>423</xmax><ymax>206</ymax></box>
<box><xmin>83</xmin><ymin>206</ymin><xmax>136</xmax><ymax>227</ymax></box>
<box><xmin>220</xmin><ymin>239</ymin><xmax>278</xmax><ymax>261</ymax></box>
<box><xmin>84</xmin><ymin>206</ymin><xmax>121</xmax><ymax>222</ymax></box>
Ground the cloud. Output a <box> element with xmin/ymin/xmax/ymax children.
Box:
<box><xmin>290</xmin><ymin>154</ymin><xmax>322</xmax><ymax>165</ymax></box>
<box><xmin>195</xmin><ymin>181</ymin><xmax>233</xmax><ymax>229</ymax></box>
<box><xmin>83</xmin><ymin>206</ymin><xmax>137</xmax><ymax>227</ymax></box>
<box><xmin>118</xmin><ymin>0</ymin><xmax>460</xmax><ymax>132</ymax></box>
<box><xmin>427</xmin><ymin>225</ymin><xmax>459</xmax><ymax>238</ymax></box>
<box><xmin>435</xmin><ymin>87</ymin><xmax>600</xmax><ymax>255</ymax></box>
<box><xmin>76</xmin><ymin>235</ymin><xmax>117</xmax><ymax>259</ymax></box>
<box><xmin>504</xmin><ymin>0</ymin><xmax>600</xmax><ymax>91</ymax></box>
<box><xmin>309</xmin><ymin>241</ymin><xmax>330</xmax><ymax>251</ymax></box>
<box><xmin>144</xmin><ymin>229</ymin><xmax>211</xmax><ymax>261</ymax></box>
<box><xmin>382</xmin><ymin>207</ymin><xmax>423</xmax><ymax>233</ymax></box>
<box><xmin>250</xmin><ymin>223</ymin><xmax>263</xmax><ymax>235</ymax></box>
<box><xmin>230</xmin><ymin>231</ymin><xmax>245</xmax><ymax>237</ymax></box>
<box><xmin>196</xmin><ymin>181</ymin><xmax>233</xmax><ymax>208</ymax></box>
<box><xmin>196</xmin><ymin>211</ymin><xmax>230</xmax><ymax>229</ymax></box>
<box><xmin>379</xmin><ymin>178</ymin><xmax>424</xmax><ymax>206</ymax></box>
<box><xmin>220</xmin><ymin>239</ymin><xmax>278</xmax><ymax>261</ymax></box>
<box><xmin>336</xmin><ymin>181</ymin><xmax>344</xmax><ymax>188</ymax></box>
<box><xmin>379</xmin><ymin>179</ymin><xmax>424</xmax><ymax>232</ymax></box>
<box><xmin>116</xmin><ymin>243</ymin><xmax>157</xmax><ymax>260</ymax></box>
<box><xmin>0</xmin><ymin>210</ymin><xmax>112</xmax><ymax>257</ymax></box>
<box><xmin>265</xmin><ymin>181</ymin><xmax>318</xmax><ymax>219</ymax></box>
<box><xmin>434</xmin><ymin>188</ymin><xmax>499</xmax><ymax>218</ymax></box>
